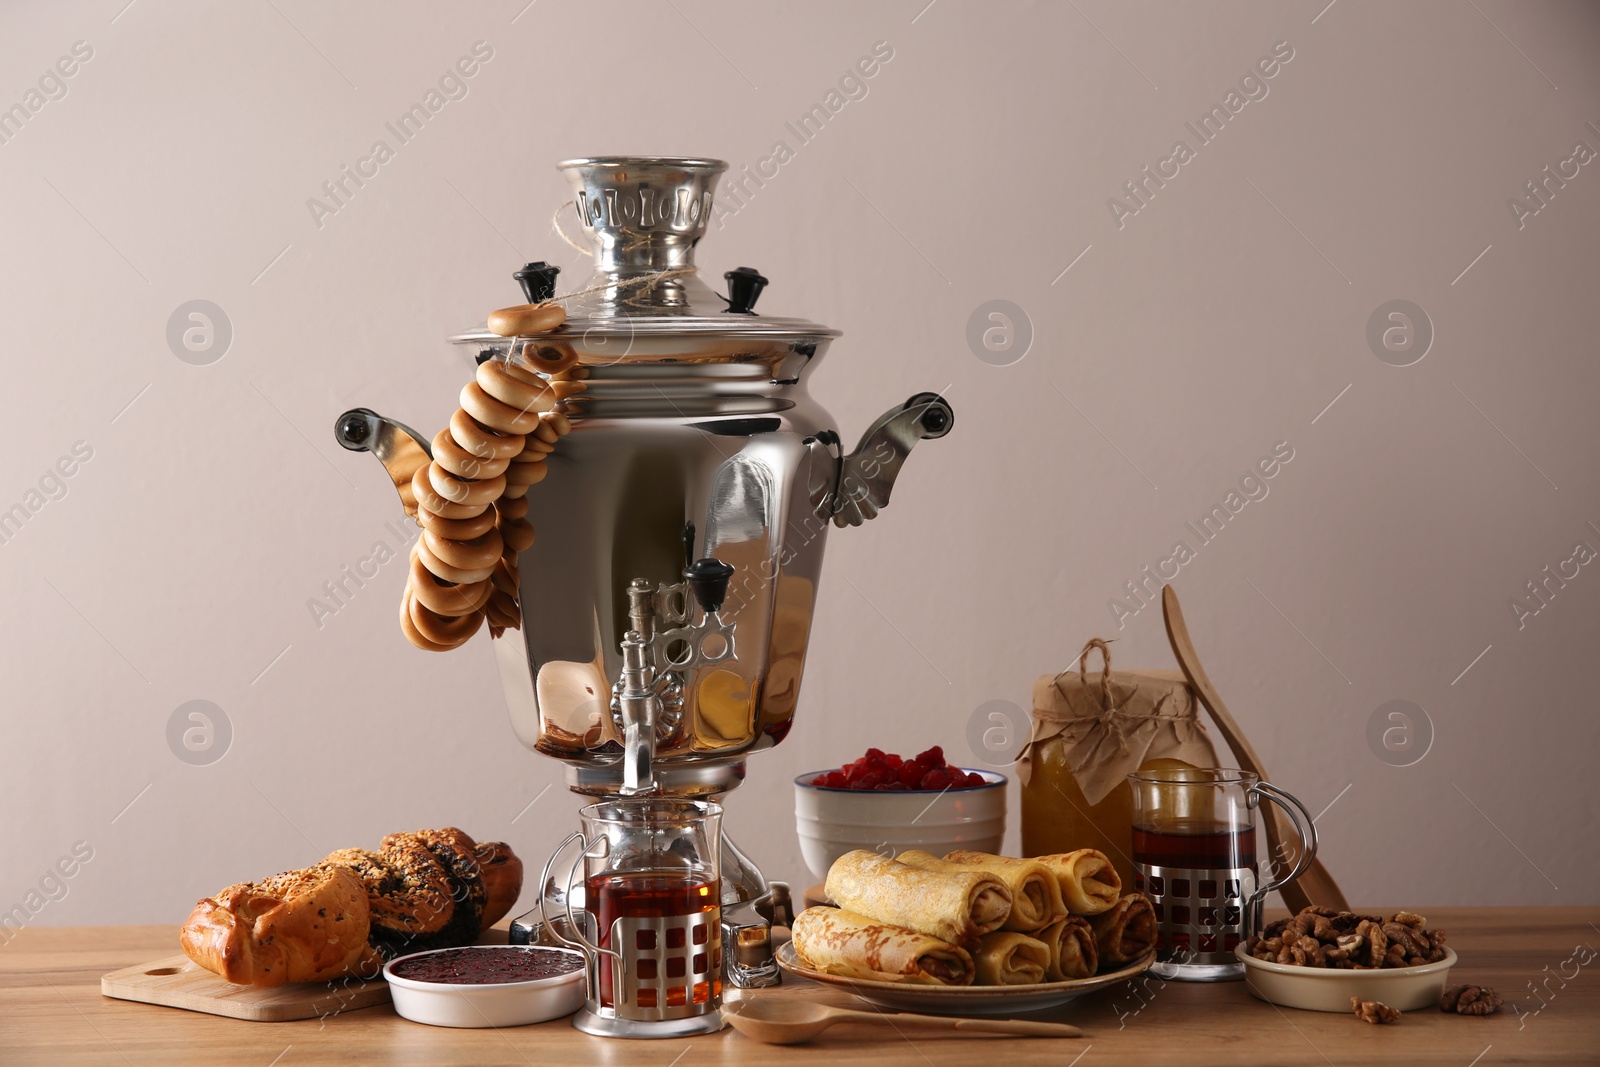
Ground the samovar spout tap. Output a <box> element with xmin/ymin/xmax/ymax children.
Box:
<box><xmin>616</xmin><ymin>627</ymin><xmax>658</xmax><ymax>796</ymax></box>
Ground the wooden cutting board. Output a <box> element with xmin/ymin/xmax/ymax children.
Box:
<box><xmin>101</xmin><ymin>955</ymin><xmax>390</xmax><ymax>1022</ymax></box>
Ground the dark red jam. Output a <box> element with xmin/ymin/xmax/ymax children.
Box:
<box><xmin>390</xmin><ymin>947</ymin><xmax>583</xmax><ymax>985</ymax></box>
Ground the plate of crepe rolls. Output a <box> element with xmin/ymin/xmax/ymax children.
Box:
<box><xmin>781</xmin><ymin>848</ymin><xmax>1156</xmax><ymax>1014</ymax></box>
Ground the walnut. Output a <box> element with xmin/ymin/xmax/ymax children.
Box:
<box><xmin>1392</xmin><ymin>910</ymin><xmax>1427</xmax><ymax>928</ymax></box>
<box><xmin>1383</xmin><ymin>922</ymin><xmax>1430</xmax><ymax>960</ymax></box>
<box><xmin>1260</xmin><ymin>917</ymin><xmax>1290</xmax><ymax>940</ymax></box>
<box><xmin>1440</xmin><ymin>985</ymin><xmax>1502</xmax><ymax>1016</ymax></box>
<box><xmin>1312</xmin><ymin>915</ymin><xmax>1338</xmax><ymax>942</ymax></box>
<box><xmin>1352</xmin><ymin>997</ymin><xmax>1401</xmax><ymax>1024</ymax></box>
<box><xmin>1330</xmin><ymin>911</ymin><xmax>1363</xmax><ymax>934</ymax></box>
<box><xmin>1383</xmin><ymin>944</ymin><xmax>1408</xmax><ymax>968</ymax></box>
<box><xmin>1290</xmin><ymin>935</ymin><xmax>1328</xmax><ymax>967</ymax></box>
<box><xmin>1426</xmin><ymin>928</ymin><xmax>1449</xmax><ymax>963</ymax></box>
<box><xmin>1290</xmin><ymin>912</ymin><xmax>1317</xmax><ymax>939</ymax></box>
<box><xmin>1336</xmin><ymin>933</ymin><xmax>1364</xmax><ymax>953</ymax></box>
<box><xmin>1356</xmin><ymin>920</ymin><xmax>1388</xmax><ymax>967</ymax></box>
<box><xmin>1303</xmin><ymin>905</ymin><xmax>1341</xmax><ymax>918</ymax></box>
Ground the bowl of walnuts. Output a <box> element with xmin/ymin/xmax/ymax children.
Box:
<box><xmin>1237</xmin><ymin>906</ymin><xmax>1459</xmax><ymax>1013</ymax></box>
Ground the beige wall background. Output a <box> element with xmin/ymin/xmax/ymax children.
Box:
<box><xmin>3</xmin><ymin>0</ymin><xmax>1597</xmax><ymax>931</ymax></box>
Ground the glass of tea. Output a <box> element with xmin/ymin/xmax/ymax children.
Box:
<box><xmin>540</xmin><ymin>797</ymin><xmax>724</xmax><ymax>1038</ymax></box>
<box><xmin>1127</xmin><ymin>767</ymin><xmax>1316</xmax><ymax>981</ymax></box>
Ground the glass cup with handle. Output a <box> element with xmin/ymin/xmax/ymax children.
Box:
<box><xmin>540</xmin><ymin>797</ymin><xmax>725</xmax><ymax>1038</ymax></box>
<box><xmin>1127</xmin><ymin>766</ymin><xmax>1316</xmax><ymax>981</ymax></box>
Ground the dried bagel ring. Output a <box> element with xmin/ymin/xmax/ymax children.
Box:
<box><xmin>432</xmin><ymin>430</ymin><xmax>510</xmax><ymax>480</ymax></box>
<box><xmin>531</xmin><ymin>419</ymin><xmax>561</xmax><ymax>446</ymax></box>
<box><xmin>408</xmin><ymin>594</ymin><xmax>484</xmax><ymax>647</ymax></box>
<box><xmin>412</xmin><ymin>465</ymin><xmax>491</xmax><ymax>520</ymax></box>
<box><xmin>414</xmin><ymin>540</ymin><xmax>496</xmax><ymax>585</ymax></box>
<box><xmin>449</xmin><ymin>408</ymin><xmax>524</xmax><ymax>460</ymax></box>
<box><xmin>407</xmin><ymin>555</ymin><xmax>494</xmax><ymax>616</ymax></box>
<box><xmin>398</xmin><ymin>592</ymin><xmax>458</xmax><ymax>651</ymax></box>
<box><xmin>428</xmin><ymin>462</ymin><xmax>506</xmax><ymax>507</ymax></box>
<box><xmin>422</xmin><ymin>526</ymin><xmax>504</xmax><ymax>572</ymax></box>
<box><xmin>501</xmin><ymin>520</ymin><xmax>535</xmax><ymax>553</ymax></box>
<box><xmin>487</xmin><ymin>302</ymin><xmax>565</xmax><ymax>337</ymax></box>
<box><xmin>484</xmin><ymin>592</ymin><xmax>521</xmax><ymax>629</ymax></box>
<box><xmin>489</xmin><ymin>561</ymin><xmax>519</xmax><ymax>597</ymax></box>
<box><xmin>519</xmin><ymin>338</ymin><xmax>580</xmax><ymax>376</ymax></box>
<box><xmin>477</xmin><ymin>360</ymin><xmax>553</xmax><ymax>414</ymax></box>
<box><xmin>504</xmin><ymin>461</ymin><xmax>548</xmax><ymax>489</ymax></box>
<box><xmin>417</xmin><ymin>506</ymin><xmax>498</xmax><ymax>541</ymax></box>
<box><xmin>426</xmin><ymin>467</ymin><xmax>505</xmax><ymax>508</ymax></box>
<box><xmin>460</xmin><ymin>381</ymin><xmax>542</xmax><ymax>435</ymax></box>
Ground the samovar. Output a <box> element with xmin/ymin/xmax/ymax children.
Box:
<box><xmin>335</xmin><ymin>156</ymin><xmax>953</xmax><ymax>990</ymax></box>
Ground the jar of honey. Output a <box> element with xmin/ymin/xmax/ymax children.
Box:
<box><xmin>1017</xmin><ymin>640</ymin><xmax>1218</xmax><ymax>887</ymax></box>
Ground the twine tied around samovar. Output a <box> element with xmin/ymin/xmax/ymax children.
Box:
<box><xmin>543</xmin><ymin>200</ymin><xmax>697</xmax><ymax>308</ymax></box>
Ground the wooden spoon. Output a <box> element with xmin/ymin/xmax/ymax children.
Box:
<box><xmin>1161</xmin><ymin>585</ymin><xmax>1349</xmax><ymax>913</ymax></box>
<box><xmin>723</xmin><ymin>998</ymin><xmax>1084</xmax><ymax>1045</ymax></box>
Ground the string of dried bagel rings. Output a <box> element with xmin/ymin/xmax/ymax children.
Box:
<box><xmin>399</xmin><ymin>302</ymin><xmax>585</xmax><ymax>650</ymax></box>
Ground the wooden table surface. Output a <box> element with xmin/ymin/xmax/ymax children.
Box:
<box><xmin>2</xmin><ymin>908</ymin><xmax>1596</xmax><ymax>1066</ymax></box>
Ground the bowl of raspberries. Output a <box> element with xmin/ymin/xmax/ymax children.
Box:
<box><xmin>794</xmin><ymin>746</ymin><xmax>1005</xmax><ymax>883</ymax></box>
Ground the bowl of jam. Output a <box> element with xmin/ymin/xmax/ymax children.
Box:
<box><xmin>383</xmin><ymin>945</ymin><xmax>587</xmax><ymax>1028</ymax></box>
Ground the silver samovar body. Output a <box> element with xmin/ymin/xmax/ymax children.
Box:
<box><xmin>337</xmin><ymin>157</ymin><xmax>952</xmax><ymax>988</ymax></box>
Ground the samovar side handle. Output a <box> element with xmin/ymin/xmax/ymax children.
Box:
<box><xmin>333</xmin><ymin>408</ymin><xmax>433</xmax><ymax>518</ymax></box>
<box><xmin>829</xmin><ymin>392</ymin><xmax>954</xmax><ymax>528</ymax></box>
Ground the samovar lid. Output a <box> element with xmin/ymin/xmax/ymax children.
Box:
<box><xmin>449</xmin><ymin>156</ymin><xmax>839</xmax><ymax>348</ymax></box>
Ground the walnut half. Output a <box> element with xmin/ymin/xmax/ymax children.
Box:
<box><xmin>1440</xmin><ymin>984</ymin><xmax>1503</xmax><ymax>1016</ymax></box>
<box><xmin>1352</xmin><ymin>997</ymin><xmax>1402</xmax><ymax>1024</ymax></box>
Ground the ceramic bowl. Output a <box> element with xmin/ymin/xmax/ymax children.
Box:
<box><xmin>383</xmin><ymin>945</ymin><xmax>587</xmax><ymax>1028</ymax></box>
<box><xmin>794</xmin><ymin>769</ymin><xmax>1006</xmax><ymax>884</ymax></box>
<box><xmin>1237</xmin><ymin>944</ymin><xmax>1458</xmax><ymax>1012</ymax></box>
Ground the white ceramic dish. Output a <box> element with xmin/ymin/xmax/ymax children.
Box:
<box><xmin>776</xmin><ymin>940</ymin><xmax>1153</xmax><ymax>1014</ymax></box>
<box><xmin>793</xmin><ymin>770</ymin><xmax>1006</xmax><ymax>884</ymax></box>
<box><xmin>383</xmin><ymin>945</ymin><xmax>586</xmax><ymax>1028</ymax></box>
<box><xmin>1236</xmin><ymin>944</ymin><xmax>1458</xmax><ymax>1013</ymax></box>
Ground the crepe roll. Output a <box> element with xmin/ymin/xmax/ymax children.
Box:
<box><xmin>974</xmin><ymin>931</ymin><xmax>1050</xmax><ymax>985</ymax></box>
<box><xmin>1038</xmin><ymin>914</ymin><xmax>1098</xmax><ymax>981</ymax></box>
<box><xmin>1090</xmin><ymin>893</ymin><xmax>1157</xmax><ymax>966</ymax></box>
<box><xmin>1034</xmin><ymin>849</ymin><xmax>1122</xmax><ymax>916</ymax></box>
<box><xmin>791</xmin><ymin>907</ymin><xmax>975</xmax><ymax>986</ymax></box>
<box><xmin>825</xmin><ymin>850</ymin><xmax>1011</xmax><ymax>945</ymax></box>
<box><xmin>906</xmin><ymin>850</ymin><xmax>1066</xmax><ymax>932</ymax></box>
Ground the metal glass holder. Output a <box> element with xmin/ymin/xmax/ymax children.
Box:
<box><xmin>538</xmin><ymin>831</ymin><xmax>725</xmax><ymax>1039</ymax></box>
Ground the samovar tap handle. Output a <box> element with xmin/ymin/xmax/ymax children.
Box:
<box><xmin>829</xmin><ymin>392</ymin><xmax>954</xmax><ymax>528</ymax></box>
<box><xmin>616</xmin><ymin>628</ymin><xmax>659</xmax><ymax>796</ymax></box>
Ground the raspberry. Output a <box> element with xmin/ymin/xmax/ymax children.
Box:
<box><xmin>880</xmin><ymin>781</ymin><xmax>908</xmax><ymax>791</ymax></box>
<box><xmin>898</xmin><ymin>760</ymin><xmax>926</xmax><ymax>787</ymax></box>
<box><xmin>854</xmin><ymin>772</ymin><xmax>884</xmax><ymax>790</ymax></box>
<box><xmin>919</xmin><ymin>767</ymin><xmax>952</xmax><ymax>790</ymax></box>
<box><xmin>811</xmin><ymin>774</ymin><xmax>828</xmax><ymax>786</ymax></box>
<box><xmin>864</xmin><ymin>747</ymin><xmax>887</xmax><ymax>763</ymax></box>
<box><xmin>824</xmin><ymin>771</ymin><xmax>848</xmax><ymax>788</ymax></box>
<box><xmin>885</xmin><ymin>753</ymin><xmax>903</xmax><ymax>770</ymax></box>
<box><xmin>915</xmin><ymin>746</ymin><xmax>946</xmax><ymax>769</ymax></box>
